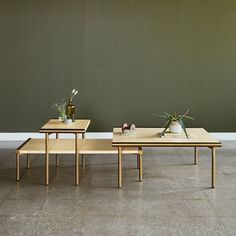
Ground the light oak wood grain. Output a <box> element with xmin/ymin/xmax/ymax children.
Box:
<box><xmin>17</xmin><ymin>139</ymin><xmax>141</xmax><ymax>155</ymax></box>
<box><xmin>112</xmin><ymin>128</ymin><xmax>221</xmax><ymax>147</ymax></box>
<box><xmin>39</xmin><ymin>119</ymin><xmax>91</xmax><ymax>133</ymax></box>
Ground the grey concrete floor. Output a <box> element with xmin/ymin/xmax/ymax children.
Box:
<box><xmin>0</xmin><ymin>141</ymin><xmax>236</xmax><ymax>236</ymax></box>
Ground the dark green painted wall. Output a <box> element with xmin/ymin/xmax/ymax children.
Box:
<box><xmin>0</xmin><ymin>0</ymin><xmax>236</xmax><ymax>132</ymax></box>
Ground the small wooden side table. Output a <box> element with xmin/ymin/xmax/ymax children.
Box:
<box><xmin>39</xmin><ymin>119</ymin><xmax>91</xmax><ymax>186</ymax></box>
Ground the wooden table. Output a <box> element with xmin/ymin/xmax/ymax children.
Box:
<box><xmin>39</xmin><ymin>119</ymin><xmax>90</xmax><ymax>186</ymax></box>
<box><xmin>112</xmin><ymin>128</ymin><xmax>222</xmax><ymax>188</ymax></box>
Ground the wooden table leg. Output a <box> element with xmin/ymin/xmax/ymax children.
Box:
<box><xmin>16</xmin><ymin>153</ymin><xmax>20</xmax><ymax>181</ymax></box>
<box><xmin>27</xmin><ymin>154</ymin><xmax>30</xmax><ymax>169</ymax></box>
<box><xmin>75</xmin><ymin>133</ymin><xmax>79</xmax><ymax>186</ymax></box>
<box><xmin>45</xmin><ymin>133</ymin><xmax>49</xmax><ymax>186</ymax></box>
<box><xmin>56</xmin><ymin>133</ymin><xmax>59</xmax><ymax>167</ymax></box>
<box><xmin>194</xmin><ymin>147</ymin><xmax>198</xmax><ymax>165</ymax></box>
<box><xmin>81</xmin><ymin>133</ymin><xmax>85</xmax><ymax>167</ymax></box>
<box><xmin>137</xmin><ymin>154</ymin><xmax>140</xmax><ymax>169</ymax></box>
<box><xmin>211</xmin><ymin>147</ymin><xmax>216</xmax><ymax>188</ymax></box>
<box><xmin>138</xmin><ymin>147</ymin><xmax>142</xmax><ymax>182</ymax></box>
<box><xmin>118</xmin><ymin>146</ymin><xmax>122</xmax><ymax>188</ymax></box>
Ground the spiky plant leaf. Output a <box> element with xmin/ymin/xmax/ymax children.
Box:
<box><xmin>160</xmin><ymin>119</ymin><xmax>172</xmax><ymax>137</ymax></box>
<box><xmin>182</xmin><ymin>115</ymin><xmax>194</xmax><ymax>120</ymax></box>
<box><xmin>179</xmin><ymin>106</ymin><xmax>192</xmax><ymax>120</ymax></box>
<box><xmin>158</xmin><ymin>114</ymin><xmax>168</xmax><ymax>117</ymax></box>
<box><xmin>177</xmin><ymin>120</ymin><xmax>189</xmax><ymax>139</ymax></box>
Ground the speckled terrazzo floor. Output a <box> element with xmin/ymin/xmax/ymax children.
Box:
<box><xmin>0</xmin><ymin>141</ymin><xmax>236</xmax><ymax>236</ymax></box>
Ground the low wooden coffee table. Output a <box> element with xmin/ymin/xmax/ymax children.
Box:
<box><xmin>39</xmin><ymin>119</ymin><xmax>90</xmax><ymax>186</ymax></box>
<box><xmin>112</xmin><ymin>128</ymin><xmax>222</xmax><ymax>188</ymax></box>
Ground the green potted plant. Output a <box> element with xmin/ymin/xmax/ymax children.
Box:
<box><xmin>52</xmin><ymin>99</ymin><xmax>67</xmax><ymax>121</ymax></box>
<box><xmin>153</xmin><ymin>107</ymin><xmax>194</xmax><ymax>139</ymax></box>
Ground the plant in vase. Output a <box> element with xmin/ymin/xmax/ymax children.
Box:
<box><xmin>153</xmin><ymin>107</ymin><xmax>194</xmax><ymax>139</ymax></box>
<box><xmin>52</xmin><ymin>99</ymin><xmax>67</xmax><ymax>121</ymax></box>
<box><xmin>65</xmin><ymin>89</ymin><xmax>78</xmax><ymax>122</ymax></box>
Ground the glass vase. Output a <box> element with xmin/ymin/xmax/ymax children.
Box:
<box><xmin>65</xmin><ymin>99</ymin><xmax>75</xmax><ymax>122</ymax></box>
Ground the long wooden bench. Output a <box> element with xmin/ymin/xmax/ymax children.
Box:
<box><xmin>16</xmin><ymin>138</ymin><xmax>143</xmax><ymax>185</ymax></box>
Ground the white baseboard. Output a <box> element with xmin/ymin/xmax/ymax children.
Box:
<box><xmin>0</xmin><ymin>132</ymin><xmax>236</xmax><ymax>141</ymax></box>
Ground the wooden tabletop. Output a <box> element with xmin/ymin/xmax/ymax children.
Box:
<box><xmin>112</xmin><ymin>128</ymin><xmax>222</xmax><ymax>147</ymax></box>
<box><xmin>39</xmin><ymin>119</ymin><xmax>91</xmax><ymax>133</ymax></box>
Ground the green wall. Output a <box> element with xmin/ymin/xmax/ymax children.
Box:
<box><xmin>0</xmin><ymin>0</ymin><xmax>236</xmax><ymax>132</ymax></box>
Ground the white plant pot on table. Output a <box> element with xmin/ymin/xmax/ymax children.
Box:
<box><xmin>64</xmin><ymin>119</ymin><xmax>72</xmax><ymax>125</ymax></box>
<box><xmin>169</xmin><ymin>121</ymin><xmax>182</xmax><ymax>133</ymax></box>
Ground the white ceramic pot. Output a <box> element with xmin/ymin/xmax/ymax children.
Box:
<box><xmin>169</xmin><ymin>121</ymin><xmax>182</xmax><ymax>133</ymax></box>
<box><xmin>64</xmin><ymin>119</ymin><xmax>72</xmax><ymax>125</ymax></box>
